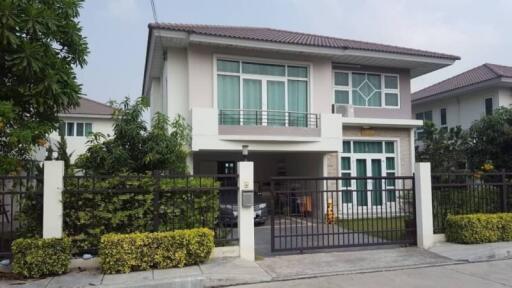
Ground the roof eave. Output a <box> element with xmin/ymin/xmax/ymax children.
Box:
<box><xmin>412</xmin><ymin>77</ymin><xmax>512</xmax><ymax>105</ymax></box>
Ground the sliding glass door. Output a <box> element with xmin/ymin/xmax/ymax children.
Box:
<box><xmin>267</xmin><ymin>80</ymin><xmax>286</xmax><ymax>126</ymax></box>
<box><xmin>242</xmin><ymin>79</ymin><xmax>262</xmax><ymax>125</ymax></box>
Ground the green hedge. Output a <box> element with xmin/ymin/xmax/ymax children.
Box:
<box><xmin>446</xmin><ymin>213</ymin><xmax>512</xmax><ymax>244</ymax></box>
<box><xmin>12</xmin><ymin>238</ymin><xmax>71</xmax><ymax>278</ymax></box>
<box><xmin>99</xmin><ymin>228</ymin><xmax>214</xmax><ymax>274</ymax></box>
<box><xmin>63</xmin><ymin>175</ymin><xmax>219</xmax><ymax>254</ymax></box>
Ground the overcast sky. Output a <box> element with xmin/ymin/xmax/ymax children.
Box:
<box><xmin>76</xmin><ymin>0</ymin><xmax>512</xmax><ymax>105</ymax></box>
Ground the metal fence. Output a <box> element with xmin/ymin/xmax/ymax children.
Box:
<box><xmin>0</xmin><ymin>175</ymin><xmax>43</xmax><ymax>257</ymax></box>
<box><xmin>270</xmin><ymin>175</ymin><xmax>416</xmax><ymax>253</ymax></box>
<box><xmin>63</xmin><ymin>174</ymin><xmax>238</xmax><ymax>254</ymax></box>
<box><xmin>432</xmin><ymin>172</ymin><xmax>512</xmax><ymax>233</ymax></box>
<box><xmin>219</xmin><ymin>109</ymin><xmax>319</xmax><ymax>128</ymax></box>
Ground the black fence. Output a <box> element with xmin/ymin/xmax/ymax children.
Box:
<box><xmin>432</xmin><ymin>172</ymin><xmax>512</xmax><ymax>233</ymax></box>
<box><xmin>63</xmin><ymin>174</ymin><xmax>238</xmax><ymax>254</ymax></box>
<box><xmin>219</xmin><ymin>109</ymin><xmax>319</xmax><ymax>128</ymax></box>
<box><xmin>0</xmin><ymin>175</ymin><xmax>43</xmax><ymax>258</ymax></box>
<box><xmin>270</xmin><ymin>175</ymin><xmax>416</xmax><ymax>253</ymax></box>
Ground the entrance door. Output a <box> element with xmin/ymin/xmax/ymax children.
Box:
<box><xmin>355</xmin><ymin>158</ymin><xmax>384</xmax><ymax>207</ymax></box>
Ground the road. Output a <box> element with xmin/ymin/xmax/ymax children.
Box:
<box><xmin>235</xmin><ymin>258</ymin><xmax>512</xmax><ymax>288</ymax></box>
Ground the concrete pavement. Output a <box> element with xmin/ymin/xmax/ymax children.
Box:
<box><xmin>234</xmin><ymin>259</ymin><xmax>512</xmax><ymax>288</ymax></box>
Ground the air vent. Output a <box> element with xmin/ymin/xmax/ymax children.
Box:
<box><xmin>332</xmin><ymin>104</ymin><xmax>354</xmax><ymax>117</ymax></box>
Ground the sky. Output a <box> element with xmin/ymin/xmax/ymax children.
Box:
<box><xmin>76</xmin><ymin>0</ymin><xmax>512</xmax><ymax>105</ymax></box>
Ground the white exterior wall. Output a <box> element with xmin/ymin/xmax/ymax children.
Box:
<box><xmin>498</xmin><ymin>88</ymin><xmax>512</xmax><ymax>108</ymax></box>
<box><xmin>35</xmin><ymin>116</ymin><xmax>114</xmax><ymax>162</ymax></box>
<box><xmin>149</xmin><ymin>78</ymin><xmax>163</xmax><ymax>118</ymax></box>
<box><xmin>166</xmin><ymin>48</ymin><xmax>189</xmax><ymax>122</ymax></box>
<box><xmin>412</xmin><ymin>87</ymin><xmax>501</xmax><ymax>130</ymax></box>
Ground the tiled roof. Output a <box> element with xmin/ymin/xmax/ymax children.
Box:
<box><xmin>412</xmin><ymin>63</ymin><xmax>512</xmax><ymax>101</ymax></box>
<box><xmin>149</xmin><ymin>23</ymin><xmax>459</xmax><ymax>61</ymax></box>
<box><xmin>62</xmin><ymin>97</ymin><xmax>114</xmax><ymax>116</ymax></box>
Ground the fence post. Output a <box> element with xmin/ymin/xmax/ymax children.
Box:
<box><xmin>43</xmin><ymin>160</ymin><xmax>64</xmax><ymax>238</ymax></box>
<box><xmin>502</xmin><ymin>170</ymin><xmax>508</xmax><ymax>212</ymax></box>
<box><xmin>414</xmin><ymin>162</ymin><xmax>434</xmax><ymax>249</ymax></box>
<box><xmin>152</xmin><ymin>170</ymin><xmax>161</xmax><ymax>232</ymax></box>
<box><xmin>237</xmin><ymin>161</ymin><xmax>255</xmax><ymax>261</ymax></box>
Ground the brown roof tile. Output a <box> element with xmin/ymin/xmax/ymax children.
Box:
<box><xmin>412</xmin><ymin>63</ymin><xmax>512</xmax><ymax>101</ymax></box>
<box><xmin>62</xmin><ymin>97</ymin><xmax>114</xmax><ymax>116</ymax></box>
<box><xmin>149</xmin><ymin>23</ymin><xmax>460</xmax><ymax>61</ymax></box>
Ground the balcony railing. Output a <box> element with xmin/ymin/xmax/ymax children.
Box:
<box><xmin>219</xmin><ymin>109</ymin><xmax>319</xmax><ymax>128</ymax></box>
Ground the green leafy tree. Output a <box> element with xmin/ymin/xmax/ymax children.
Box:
<box><xmin>0</xmin><ymin>0</ymin><xmax>88</xmax><ymax>174</ymax></box>
<box><xmin>466</xmin><ymin>107</ymin><xmax>512</xmax><ymax>170</ymax></box>
<box><xmin>75</xmin><ymin>97</ymin><xmax>191</xmax><ymax>175</ymax></box>
<box><xmin>416</xmin><ymin>121</ymin><xmax>468</xmax><ymax>171</ymax></box>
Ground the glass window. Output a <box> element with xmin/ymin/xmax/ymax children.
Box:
<box><xmin>440</xmin><ymin>108</ymin><xmax>447</xmax><ymax>126</ymax></box>
<box><xmin>342</xmin><ymin>141</ymin><xmax>351</xmax><ymax>153</ymax></box>
<box><xmin>385</xmin><ymin>93</ymin><xmax>399</xmax><ymax>107</ymax></box>
<box><xmin>485</xmin><ymin>97</ymin><xmax>493</xmax><ymax>116</ymax></box>
<box><xmin>353</xmin><ymin>141</ymin><xmax>383</xmax><ymax>153</ymax></box>
<box><xmin>242</xmin><ymin>62</ymin><xmax>285</xmax><ymax>76</ymax></box>
<box><xmin>416</xmin><ymin>112</ymin><xmax>424</xmax><ymax>120</ymax></box>
<box><xmin>424</xmin><ymin>111</ymin><xmax>433</xmax><ymax>122</ymax></box>
<box><xmin>385</xmin><ymin>142</ymin><xmax>394</xmax><ymax>153</ymax></box>
<box><xmin>352</xmin><ymin>73</ymin><xmax>382</xmax><ymax>107</ymax></box>
<box><xmin>76</xmin><ymin>122</ymin><xmax>84</xmax><ymax>137</ymax></box>
<box><xmin>84</xmin><ymin>123</ymin><xmax>93</xmax><ymax>136</ymax></box>
<box><xmin>217</xmin><ymin>60</ymin><xmax>240</xmax><ymax>73</ymax></box>
<box><xmin>218</xmin><ymin>75</ymin><xmax>241</xmax><ymax>125</ymax></box>
<box><xmin>334</xmin><ymin>72</ymin><xmax>349</xmax><ymax>86</ymax></box>
<box><xmin>66</xmin><ymin>122</ymin><xmax>74</xmax><ymax>136</ymax></box>
<box><xmin>58</xmin><ymin>122</ymin><xmax>65</xmax><ymax>137</ymax></box>
<box><xmin>335</xmin><ymin>90</ymin><xmax>350</xmax><ymax>104</ymax></box>
<box><xmin>386</xmin><ymin>157</ymin><xmax>395</xmax><ymax>170</ymax></box>
<box><xmin>384</xmin><ymin>75</ymin><xmax>398</xmax><ymax>89</ymax></box>
<box><xmin>287</xmin><ymin>66</ymin><xmax>308</xmax><ymax>78</ymax></box>
<box><xmin>341</xmin><ymin>172</ymin><xmax>352</xmax><ymax>201</ymax></box>
<box><xmin>341</xmin><ymin>157</ymin><xmax>351</xmax><ymax>170</ymax></box>
<box><xmin>288</xmin><ymin>80</ymin><xmax>308</xmax><ymax>127</ymax></box>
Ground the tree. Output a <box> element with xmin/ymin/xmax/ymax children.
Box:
<box><xmin>0</xmin><ymin>0</ymin><xmax>89</xmax><ymax>174</ymax></box>
<box><xmin>466</xmin><ymin>107</ymin><xmax>512</xmax><ymax>171</ymax></box>
<box><xmin>75</xmin><ymin>97</ymin><xmax>191</xmax><ymax>175</ymax></box>
<box><xmin>416</xmin><ymin>122</ymin><xmax>468</xmax><ymax>172</ymax></box>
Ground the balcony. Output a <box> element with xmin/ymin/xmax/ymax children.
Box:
<box><xmin>218</xmin><ymin>109</ymin><xmax>319</xmax><ymax>128</ymax></box>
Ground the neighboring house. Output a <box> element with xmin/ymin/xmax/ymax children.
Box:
<box><xmin>34</xmin><ymin>97</ymin><xmax>115</xmax><ymax>162</ymax></box>
<box><xmin>142</xmin><ymin>23</ymin><xmax>458</xmax><ymax>208</ymax></box>
<box><xmin>412</xmin><ymin>63</ymin><xmax>512</xmax><ymax>134</ymax></box>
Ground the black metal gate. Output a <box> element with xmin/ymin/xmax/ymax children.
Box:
<box><xmin>270</xmin><ymin>175</ymin><xmax>416</xmax><ymax>253</ymax></box>
<box><xmin>0</xmin><ymin>175</ymin><xmax>43</xmax><ymax>257</ymax></box>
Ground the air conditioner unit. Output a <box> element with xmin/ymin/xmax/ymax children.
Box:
<box><xmin>332</xmin><ymin>104</ymin><xmax>354</xmax><ymax>117</ymax></box>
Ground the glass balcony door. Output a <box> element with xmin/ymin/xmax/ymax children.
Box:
<box><xmin>242</xmin><ymin>77</ymin><xmax>287</xmax><ymax>126</ymax></box>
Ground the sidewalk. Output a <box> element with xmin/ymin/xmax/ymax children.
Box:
<box><xmin>1</xmin><ymin>247</ymin><xmax>455</xmax><ymax>288</ymax></box>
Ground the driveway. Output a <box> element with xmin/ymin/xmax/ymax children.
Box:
<box><xmin>236</xmin><ymin>258</ymin><xmax>512</xmax><ymax>288</ymax></box>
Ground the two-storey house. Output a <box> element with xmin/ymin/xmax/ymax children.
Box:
<box><xmin>412</xmin><ymin>63</ymin><xmax>512</xmax><ymax>132</ymax></box>
<box><xmin>142</xmin><ymin>23</ymin><xmax>458</xmax><ymax>208</ymax></box>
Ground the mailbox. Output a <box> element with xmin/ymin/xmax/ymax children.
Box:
<box><xmin>242</xmin><ymin>190</ymin><xmax>254</xmax><ymax>207</ymax></box>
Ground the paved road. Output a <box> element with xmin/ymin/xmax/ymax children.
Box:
<box><xmin>236</xmin><ymin>259</ymin><xmax>512</xmax><ymax>288</ymax></box>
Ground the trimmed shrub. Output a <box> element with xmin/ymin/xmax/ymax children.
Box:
<box><xmin>445</xmin><ymin>213</ymin><xmax>512</xmax><ymax>244</ymax></box>
<box><xmin>12</xmin><ymin>238</ymin><xmax>71</xmax><ymax>278</ymax></box>
<box><xmin>99</xmin><ymin>228</ymin><xmax>214</xmax><ymax>274</ymax></box>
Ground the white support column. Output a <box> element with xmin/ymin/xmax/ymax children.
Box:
<box><xmin>43</xmin><ymin>161</ymin><xmax>64</xmax><ymax>238</ymax></box>
<box><xmin>415</xmin><ymin>162</ymin><xmax>434</xmax><ymax>249</ymax></box>
<box><xmin>237</xmin><ymin>161</ymin><xmax>255</xmax><ymax>261</ymax></box>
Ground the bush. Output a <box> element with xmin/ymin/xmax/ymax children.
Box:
<box><xmin>99</xmin><ymin>228</ymin><xmax>214</xmax><ymax>274</ymax></box>
<box><xmin>12</xmin><ymin>238</ymin><xmax>71</xmax><ymax>278</ymax></box>
<box><xmin>62</xmin><ymin>175</ymin><xmax>219</xmax><ymax>254</ymax></box>
<box><xmin>445</xmin><ymin>213</ymin><xmax>512</xmax><ymax>244</ymax></box>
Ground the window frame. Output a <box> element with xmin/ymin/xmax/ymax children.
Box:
<box><xmin>214</xmin><ymin>55</ymin><xmax>312</xmax><ymax>116</ymax></box>
<box><xmin>485</xmin><ymin>97</ymin><xmax>493</xmax><ymax>116</ymax></box>
<box><xmin>332</xmin><ymin>70</ymin><xmax>400</xmax><ymax>109</ymax></box>
<box><xmin>440</xmin><ymin>108</ymin><xmax>447</xmax><ymax>128</ymax></box>
<box><xmin>339</xmin><ymin>138</ymin><xmax>400</xmax><ymax>206</ymax></box>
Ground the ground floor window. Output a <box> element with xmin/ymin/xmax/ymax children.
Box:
<box><xmin>340</xmin><ymin>140</ymin><xmax>398</xmax><ymax>207</ymax></box>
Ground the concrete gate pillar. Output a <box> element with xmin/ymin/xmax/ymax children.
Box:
<box><xmin>415</xmin><ymin>162</ymin><xmax>434</xmax><ymax>249</ymax></box>
<box><xmin>237</xmin><ymin>161</ymin><xmax>255</xmax><ymax>261</ymax></box>
<box><xmin>43</xmin><ymin>160</ymin><xmax>64</xmax><ymax>238</ymax></box>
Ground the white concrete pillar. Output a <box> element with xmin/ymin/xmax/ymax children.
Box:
<box><xmin>43</xmin><ymin>160</ymin><xmax>64</xmax><ymax>238</ymax></box>
<box><xmin>237</xmin><ymin>161</ymin><xmax>255</xmax><ymax>261</ymax></box>
<box><xmin>415</xmin><ymin>162</ymin><xmax>434</xmax><ymax>249</ymax></box>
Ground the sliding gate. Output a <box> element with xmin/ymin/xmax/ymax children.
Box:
<box><xmin>270</xmin><ymin>175</ymin><xmax>416</xmax><ymax>252</ymax></box>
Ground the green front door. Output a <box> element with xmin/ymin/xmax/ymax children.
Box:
<box><xmin>371</xmin><ymin>159</ymin><xmax>383</xmax><ymax>206</ymax></box>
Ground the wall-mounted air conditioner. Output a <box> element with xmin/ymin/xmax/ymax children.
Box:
<box><xmin>332</xmin><ymin>104</ymin><xmax>354</xmax><ymax>117</ymax></box>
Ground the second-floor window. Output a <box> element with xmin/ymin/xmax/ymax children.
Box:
<box><xmin>216</xmin><ymin>58</ymin><xmax>309</xmax><ymax>127</ymax></box>
<box><xmin>59</xmin><ymin>122</ymin><xmax>93</xmax><ymax>137</ymax></box>
<box><xmin>415</xmin><ymin>110</ymin><xmax>432</xmax><ymax>140</ymax></box>
<box><xmin>485</xmin><ymin>97</ymin><xmax>493</xmax><ymax>116</ymax></box>
<box><xmin>440</xmin><ymin>108</ymin><xmax>447</xmax><ymax>132</ymax></box>
<box><xmin>333</xmin><ymin>71</ymin><xmax>399</xmax><ymax>108</ymax></box>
